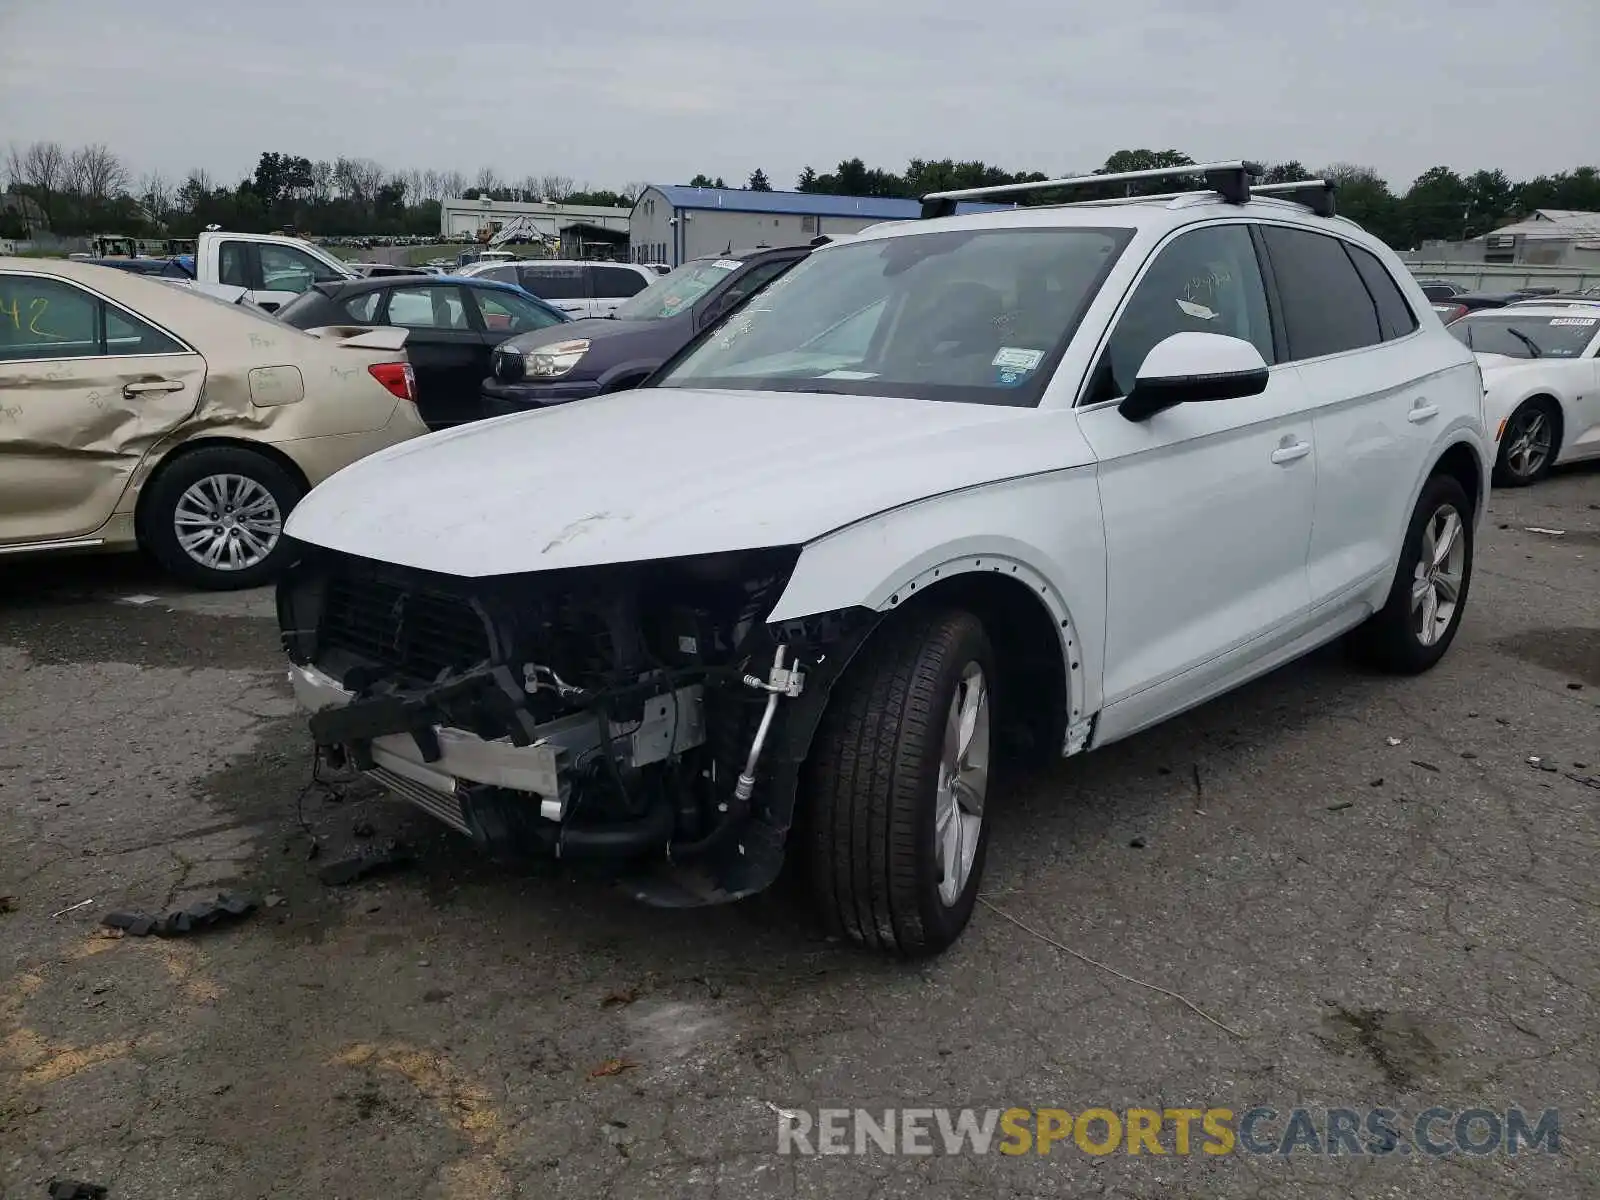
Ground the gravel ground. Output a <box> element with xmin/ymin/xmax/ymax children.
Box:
<box><xmin>1</xmin><ymin>466</ymin><xmax>1596</xmax><ymax>1200</ymax></box>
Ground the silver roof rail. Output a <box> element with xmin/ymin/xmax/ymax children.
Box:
<box><xmin>918</xmin><ymin>162</ymin><xmax>1336</xmax><ymax>219</ymax></box>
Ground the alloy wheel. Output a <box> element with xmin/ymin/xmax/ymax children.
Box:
<box><xmin>172</xmin><ymin>473</ymin><xmax>284</xmax><ymax>573</ymax></box>
<box><xmin>1411</xmin><ymin>505</ymin><xmax>1466</xmax><ymax>647</ymax></box>
<box><xmin>934</xmin><ymin>661</ymin><xmax>990</xmax><ymax>906</ymax></box>
<box><xmin>1504</xmin><ymin>408</ymin><xmax>1553</xmax><ymax>480</ymax></box>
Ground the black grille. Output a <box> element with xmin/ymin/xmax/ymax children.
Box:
<box><xmin>493</xmin><ymin>349</ymin><xmax>525</xmax><ymax>382</ymax></box>
<box><xmin>320</xmin><ymin>567</ymin><xmax>492</xmax><ymax>683</ymax></box>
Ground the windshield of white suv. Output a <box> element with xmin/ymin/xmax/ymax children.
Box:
<box><xmin>654</xmin><ymin>227</ymin><xmax>1134</xmax><ymax>406</ymax></box>
<box><xmin>612</xmin><ymin>259</ymin><xmax>738</xmax><ymax>321</ymax></box>
<box><xmin>1449</xmin><ymin>313</ymin><xmax>1598</xmax><ymax>359</ymax></box>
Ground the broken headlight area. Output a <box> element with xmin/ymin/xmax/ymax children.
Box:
<box><xmin>276</xmin><ymin>544</ymin><xmax>874</xmax><ymax>899</ymax></box>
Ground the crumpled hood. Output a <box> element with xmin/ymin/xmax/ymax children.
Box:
<box><xmin>285</xmin><ymin>387</ymin><xmax>1075</xmax><ymax>576</ymax></box>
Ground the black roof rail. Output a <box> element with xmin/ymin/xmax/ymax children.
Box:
<box><xmin>1249</xmin><ymin>179</ymin><xmax>1338</xmax><ymax>218</ymax></box>
<box><xmin>920</xmin><ymin>160</ymin><xmax>1265</xmax><ymax>218</ymax></box>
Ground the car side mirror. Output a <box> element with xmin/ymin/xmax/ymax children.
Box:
<box><xmin>1118</xmin><ymin>332</ymin><xmax>1270</xmax><ymax>422</ymax></box>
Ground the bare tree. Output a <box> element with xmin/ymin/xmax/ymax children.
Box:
<box><xmin>406</xmin><ymin>169</ymin><xmax>425</xmax><ymax>204</ymax></box>
<box><xmin>622</xmin><ymin>180</ymin><xmax>650</xmax><ymax>202</ymax></box>
<box><xmin>309</xmin><ymin>160</ymin><xmax>334</xmax><ymax>204</ymax></box>
<box><xmin>9</xmin><ymin>141</ymin><xmax>68</xmax><ymax>222</ymax></box>
<box><xmin>422</xmin><ymin>169</ymin><xmax>442</xmax><ymax>201</ymax></box>
<box><xmin>473</xmin><ymin>166</ymin><xmax>501</xmax><ymax>195</ymax></box>
<box><xmin>68</xmin><ymin>143</ymin><xmax>130</xmax><ymax>200</ymax></box>
<box><xmin>334</xmin><ymin>156</ymin><xmax>385</xmax><ymax>204</ymax></box>
<box><xmin>538</xmin><ymin>174</ymin><xmax>575</xmax><ymax>202</ymax></box>
<box><xmin>138</xmin><ymin>172</ymin><xmax>174</xmax><ymax>225</ymax></box>
<box><xmin>439</xmin><ymin>169</ymin><xmax>466</xmax><ymax>198</ymax></box>
<box><xmin>515</xmin><ymin>175</ymin><xmax>540</xmax><ymax>201</ymax></box>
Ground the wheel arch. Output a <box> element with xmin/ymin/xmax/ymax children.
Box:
<box><xmin>771</xmin><ymin>539</ymin><xmax>1089</xmax><ymax>755</ymax></box>
<box><xmin>134</xmin><ymin>436</ymin><xmax>311</xmax><ymax>541</ymax></box>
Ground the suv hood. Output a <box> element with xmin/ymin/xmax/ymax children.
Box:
<box><xmin>286</xmin><ymin>387</ymin><xmax>1074</xmax><ymax>576</ymax></box>
<box><xmin>500</xmin><ymin>315</ymin><xmax>664</xmax><ymax>353</ymax></box>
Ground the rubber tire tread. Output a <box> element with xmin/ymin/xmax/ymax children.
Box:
<box><xmin>803</xmin><ymin>608</ymin><xmax>994</xmax><ymax>957</ymax></box>
<box><xmin>1347</xmin><ymin>473</ymin><xmax>1473</xmax><ymax>675</ymax></box>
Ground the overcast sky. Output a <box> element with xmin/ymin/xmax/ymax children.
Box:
<box><xmin>2</xmin><ymin>0</ymin><xmax>1594</xmax><ymax>195</ymax></box>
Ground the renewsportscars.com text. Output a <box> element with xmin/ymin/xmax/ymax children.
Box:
<box><xmin>775</xmin><ymin>1106</ymin><xmax>1560</xmax><ymax>1157</ymax></box>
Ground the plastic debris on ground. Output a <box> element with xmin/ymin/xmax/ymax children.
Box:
<box><xmin>316</xmin><ymin>839</ymin><xmax>412</xmax><ymax>887</ymax></box>
<box><xmin>100</xmin><ymin>892</ymin><xmax>259</xmax><ymax>938</ymax></box>
<box><xmin>48</xmin><ymin>1180</ymin><xmax>109</xmax><ymax>1199</ymax></box>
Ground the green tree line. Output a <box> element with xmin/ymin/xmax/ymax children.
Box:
<box><xmin>6</xmin><ymin>142</ymin><xmax>1598</xmax><ymax>250</ymax></box>
<box><xmin>1</xmin><ymin>144</ymin><xmax>642</xmax><ymax>240</ymax></box>
<box><xmin>771</xmin><ymin>150</ymin><xmax>1599</xmax><ymax>248</ymax></box>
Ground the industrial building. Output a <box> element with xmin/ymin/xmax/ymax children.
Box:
<box><xmin>437</xmin><ymin>196</ymin><xmax>630</xmax><ymax>257</ymax></box>
<box><xmin>1413</xmin><ymin>209</ymin><xmax>1600</xmax><ymax>270</ymax></box>
<box><xmin>627</xmin><ymin>185</ymin><xmax>1003</xmax><ymax>267</ymax></box>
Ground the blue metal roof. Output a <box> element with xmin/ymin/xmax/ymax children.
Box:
<box><xmin>645</xmin><ymin>185</ymin><xmax>1011</xmax><ymax>219</ymax></box>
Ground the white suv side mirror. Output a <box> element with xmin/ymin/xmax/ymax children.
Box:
<box><xmin>1120</xmin><ymin>332</ymin><xmax>1270</xmax><ymax>422</ymax></box>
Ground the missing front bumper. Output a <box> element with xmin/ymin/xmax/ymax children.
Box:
<box><xmin>289</xmin><ymin>663</ymin><xmax>706</xmax><ymax>831</ymax></box>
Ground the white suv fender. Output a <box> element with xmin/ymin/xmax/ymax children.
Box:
<box><xmin>767</xmin><ymin>466</ymin><xmax>1108</xmax><ymax>748</ymax></box>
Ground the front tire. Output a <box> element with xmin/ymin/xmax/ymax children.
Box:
<box><xmin>140</xmin><ymin>446</ymin><xmax>304</xmax><ymax>590</ymax></box>
<box><xmin>1493</xmin><ymin>396</ymin><xmax>1559</xmax><ymax>487</ymax></box>
<box><xmin>804</xmin><ymin>609</ymin><xmax>996</xmax><ymax>957</ymax></box>
<box><xmin>1347</xmin><ymin>473</ymin><xmax>1474</xmax><ymax>674</ymax></box>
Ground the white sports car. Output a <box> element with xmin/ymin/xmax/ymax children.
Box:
<box><xmin>1447</xmin><ymin>304</ymin><xmax>1600</xmax><ymax>485</ymax></box>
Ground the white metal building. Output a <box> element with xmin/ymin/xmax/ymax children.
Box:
<box><xmin>628</xmin><ymin>185</ymin><xmax>1003</xmax><ymax>267</ymax></box>
<box><xmin>438</xmin><ymin>196</ymin><xmax>630</xmax><ymax>244</ymax></box>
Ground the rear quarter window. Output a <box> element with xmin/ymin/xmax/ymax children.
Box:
<box><xmin>1260</xmin><ymin>225</ymin><xmax>1383</xmax><ymax>360</ymax></box>
<box><xmin>518</xmin><ymin>265</ymin><xmax>586</xmax><ymax>301</ymax></box>
<box><xmin>1346</xmin><ymin>245</ymin><xmax>1419</xmax><ymax>341</ymax></box>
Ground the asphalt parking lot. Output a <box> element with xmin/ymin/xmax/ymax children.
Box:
<box><xmin>2</xmin><ymin>467</ymin><xmax>1597</xmax><ymax>1200</ymax></box>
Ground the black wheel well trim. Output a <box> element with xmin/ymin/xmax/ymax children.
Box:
<box><xmin>753</xmin><ymin>559</ymin><xmax>1084</xmax><ymax>850</ymax></box>
<box><xmin>875</xmin><ymin>555</ymin><xmax>1084</xmax><ymax>731</ymax></box>
<box><xmin>134</xmin><ymin>437</ymin><xmax>312</xmax><ymax>537</ymax></box>
<box><xmin>598</xmin><ymin>361</ymin><xmax>661</xmax><ymax>390</ymax></box>
<box><xmin>1426</xmin><ymin>435</ymin><xmax>1487</xmax><ymax>517</ymax></box>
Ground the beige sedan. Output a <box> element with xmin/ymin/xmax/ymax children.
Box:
<box><xmin>0</xmin><ymin>258</ymin><xmax>430</xmax><ymax>588</ymax></box>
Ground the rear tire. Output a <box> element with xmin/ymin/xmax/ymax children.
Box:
<box><xmin>803</xmin><ymin>609</ymin><xmax>996</xmax><ymax>957</ymax></box>
<box><xmin>1347</xmin><ymin>474</ymin><xmax>1474</xmax><ymax>674</ymax></box>
<box><xmin>1492</xmin><ymin>396</ymin><xmax>1559</xmax><ymax>487</ymax></box>
<box><xmin>139</xmin><ymin>446</ymin><xmax>304</xmax><ymax>590</ymax></box>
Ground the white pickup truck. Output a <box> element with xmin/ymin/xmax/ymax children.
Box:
<box><xmin>188</xmin><ymin>230</ymin><xmax>359</xmax><ymax>312</ymax></box>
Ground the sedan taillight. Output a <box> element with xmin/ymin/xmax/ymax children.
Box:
<box><xmin>368</xmin><ymin>361</ymin><xmax>416</xmax><ymax>402</ymax></box>
<box><xmin>1440</xmin><ymin>304</ymin><xmax>1468</xmax><ymax>324</ymax></box>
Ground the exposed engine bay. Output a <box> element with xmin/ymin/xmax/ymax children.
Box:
<box><xmin>276</xmin><ymin>543</ymin><xmax>875</xmax><ymax>904</ymax></box>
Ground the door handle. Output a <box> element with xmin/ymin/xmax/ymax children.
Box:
<box><xmin>1270</xmin><ymin>440</ymin><xmax>1311</xmax><ymax>465</ymax></box>
<box><xmin>123</xmin><ymin>380</ymin><xmax>186</xmax><ymax>397</ymax></box>
<box><xmin>1408</xmin><ymin>400</ymin><xmax>1439</xmax><ymax>423</ymax></box>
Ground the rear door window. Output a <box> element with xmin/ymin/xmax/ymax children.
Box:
<box><xmin>0</xmin><ymin>276</ymin><xmax>185</xmax><ymax>360</ymax></box>
<box><xmin>590</xmin><ymin>265</ymin><xmax>648</xmax><ymax>298</ymax></box>
<box><xmin>1260</xmin><ymin>225</ymin><xmax>1383</xmax><ymax>360</ymax></box>
<box><xmin>472</xmin><ymin>288</ymin><xmax>566</xmax><ymax>334</ymax></box>
<box><xmin>344</xmin><ymin>291</ymin><xmax>383</xmax><ymax>322</ymax></box>
<box><xmin>0</xmin><ymin>275</ymin><xmax>101</xmax><ymax>359</ymax></box>
<box><xmin>518</xmin><ymin>265</ymin><xmax>587</xmax><ymax>301</ymax></box>
<box><xmin>382</xmin><ymin>286</ymin><xmax>471</xmax><ymax>329</ymax></box>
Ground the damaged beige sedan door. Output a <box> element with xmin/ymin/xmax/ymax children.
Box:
<box><xmin>0</xmin><ymin>270</ymin><xmax>206</xmax><ymax>548</ymax></box>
